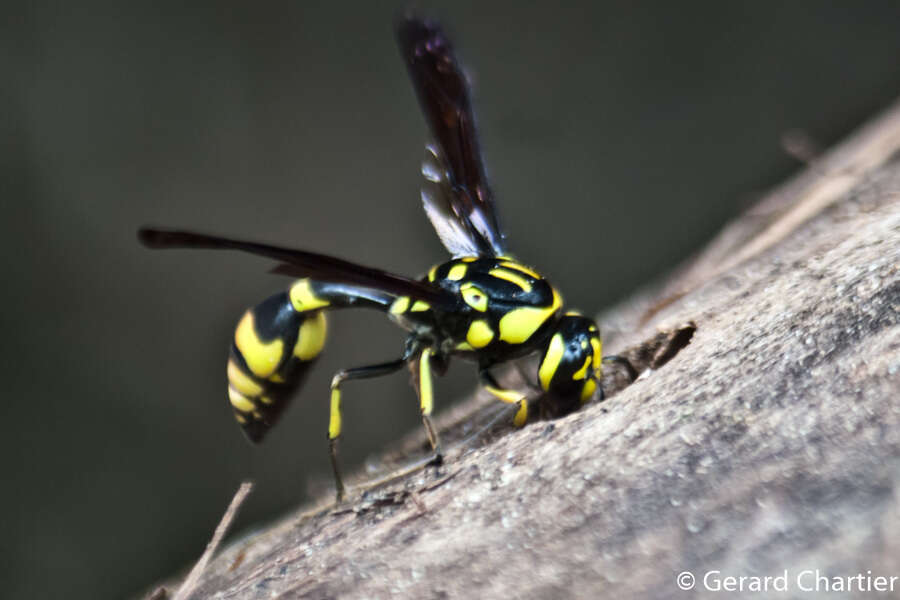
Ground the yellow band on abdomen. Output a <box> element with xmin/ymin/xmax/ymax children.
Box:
<box><xmin>234</xmin><ymin>311</ymin><xmax>284</xmax><ymax>378</ymax></box>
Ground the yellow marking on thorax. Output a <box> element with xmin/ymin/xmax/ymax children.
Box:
<box><xmin>447</xmin><ymin>263</ymin><xmax>468</xmax><ymax>280</ymax></box>
<box><xmin>235</xmin><ymin>312</ymin><xmax>284</xmax><ymax>378</ymax></box>
<box><xmin>461</xmin><ymin>256</ymin><xmax>477</xmax><ymax>263</ymax></box>
<box><xmin>455</xmin><ymin>340</ymin><xmax>474</xmax><ymax>351</ymax></box>
<box><xmin>410</xmin><ymin>300</ymin><xmax>431</xmax><ymax>312</ymax></box>
<box><xmin>293</xmin><ymin>312</ymin><xmax>327</xmax><ymax>360</ymax></box>
<box><xmin>466</xmin><ymin>320</ymin><xmax>495</xmax><ymax>348</ymax></box>
<box><xmin>227</xmin><ymin>359</ymin><xmax>263</xmax><ymax>397</ymax></box>
<box><xmin>289</xmin><ymin>279</ymin><xmax>330</xmax><ymax>312</ymax></box>
<box><xmin>572</xmin><ymin>355</ymin><xmax>592</xmax><ymax>381</ymax></box>
<box><xmin>228</xmin><ymin>386</ymin><xmax>256</xmax><ymax>413</ymax></box>
<box><xmin>389</xmin><ymin>296</ymin><xmax>410</xmax><ymax>314</ymax></box>
<box><xmin>498</xmin><ymin>289</ymin><xmax>562</xmax><ymax>344</ymax></box>
<box><xmin>498</xmin><ymin>261</ymin><xmax>541</xmax><ymax>279</ymax></box>
<box><xmin>427</xmin><ymin>265</ymin><xmax>439</xmax><ymax>282</ymax></box>
<box><xmin>538</xmin><ymin>333</ymin><xmax>565</xmax><ymax>390</ymax></box>
<box><xmin>489</xmin><ymin>268</ymin><xmax>533</xmax><ymax>292</ymax></box>
<box><xmin>419</xmin><ymin>348</ymin><xmax>434</xmax><ymax>416</ymax></box>
<box><xmin>460</xmin><ymin>282</ymin><xmax>488</xmax><ymax>312</ymax></box>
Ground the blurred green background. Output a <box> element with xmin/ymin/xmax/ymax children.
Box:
<box><xmin>4</xmin><ymin>1</ymin><xmax>900</xmax><ymax>598</ymax></box>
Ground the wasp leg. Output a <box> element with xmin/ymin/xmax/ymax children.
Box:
<box><xmin>479</xmin><ymin>368</ymin><xmax>529</xmax><ymax>427</ymax></box>
<box><xmin>328</xmin><ymin>358</ymin><xmax>408</xmax><ymax>503</ymax></box>
<box><xmin>603</xmin><ymin>355</ymin><xmax>638</xmax><ymax>382</ymax></box>
<box><xmin>416</xmin><ymin>348</ymin><xmax>443</xmax><ymax>465</ymax></box>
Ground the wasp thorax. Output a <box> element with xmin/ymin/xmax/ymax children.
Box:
<box><xmin>407</xmin><ymin>257</ymin><xmax>563</xmax><ymax>358</ymax></box>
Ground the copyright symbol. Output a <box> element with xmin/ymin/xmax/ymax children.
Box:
<box><xmin>676</xmin><ymin>571</ymin><xmax>695</xmax><ymax>590</ymax></box>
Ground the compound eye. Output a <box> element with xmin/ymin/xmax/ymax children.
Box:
<box><xmin>460</xmin><ymin>282</ymin><xmax>488</xmax><ymax>312</ymax></box>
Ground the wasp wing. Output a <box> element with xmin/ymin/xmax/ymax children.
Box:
<box><xmin>420</xmin><ymin>144</ymin><xmax>484</xmax><ymax>257</ymax></box>
<box><xmin>138</xmin><ymin>227</ymin><xmax>458</xmax><ymax>310</ymax></box>
<box><xmin>396</xmin><ymin>16</ymin><xmax>506</xmax><ymax>258</ymax></box>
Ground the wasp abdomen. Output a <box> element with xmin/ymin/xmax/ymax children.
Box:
<box><xmin>227</xmin><ymin>286</ymin><xmax>328</xmax><ymax>442</ymax></box>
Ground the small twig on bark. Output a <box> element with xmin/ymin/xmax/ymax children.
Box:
<box><xmin>172</xmin><ymin>482</ymin><xmax>254</xmax><ymax>600</ymax></box>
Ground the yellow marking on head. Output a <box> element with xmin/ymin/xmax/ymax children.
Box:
<box><xmin>447</xmin><ymin>263</ymin><xmax>468</xmax><ymax>280</ymax></box>
<box><xmin>581</xmin><ymin>340</ymin><xmax>588</xmax><ymax>350</ymax></box>
<box><xmin>461</xmin><ymin>256</ymin><xmax>477</xmax><ymax>263</ymax></box>
<box><xmin>328</xmin><ymin>387</ymin><xmax>342</xmax><ymax>439</ymax></box>
<box><xmin>498</xmin><ymin>261</ymin><xmax>541</xmax><ymax>279</ymax></box>
<box><xmin>235</xmin><ymin>312</ymin><xmax>284</xmax><ymax>378</ymax></box>
<box><xmin>498</xmin><ymin>289</ymin><xmax>562</xmax><ymax>344</ymax></box>
<box><xmin>460</xmin><ymin>282</ymin><xmax>488</xmax><ymax>312</ymax></box>
<box><xmin>269</xmin><ymin>373</ymin><xmax>286</xmax><ymax>383</ymax></box>
<box><xmin>580</xmin><ymin>379</ymin><xmax>597</xmax><ymax>403</ymax></box>
<box><xmin>410</xmin><ymin>300</ymin><xmax>431</xmax><ymax>312</ymax></box>
<box><xmin>455</xmin><ymin>340</ymin><xmax>474</xmax><ymax>351</ymax></box>
<box><xmin>293</xmin><ymin>311</ymin><xmax>327</xmax><ymax>360</ymax></box>
<box><xmin>588</xmin><ymin>325</ymin><xmax>598</xmax><ymax>332</ymax></box>
<box><xmin>389</xmin><ymin>296</ymin><xmax>410</xmax><ymax>314</ymax></box>
<box><xmin>419</xmin><ymin>348</ymin><xmax>434</xmax><ymax>416</ymax></box>
<box><xmin>428</xmin><ymin>265</ymin><xmax>438</xmax><ymax>282</ymax></box>
<box><xmin>489</xmin><ymin>268</ymin><xmax>533</xmax><ymax>292</ymax></box>
<box><xmin>572</xmin><ymin>355</ymin><xmax>592</xmax><ymax>381</ymax></box>
<box><xmin>227</xmin><ymin>359</ymin><xmax>263</xmax><ymax>397</ymax></box>
<box><xmin>228</xmin><ymin>386</ymin><xmax>256</xmax><ymax>413</ymax></box>
<box><xmin>289</xmin><ymin>279</ymin><xmax>330</xmax><ymax>312</ymax></box>
<box><xmin>466</xmin><ymin>320</ymin><xmax>495</xmax><ymax>348</ymax></box>
<box><xmin>234</xmin><ymin>413</ymin><xmax>247</xmax><ymax>425</ymax></box>
<box><xmin>591</xmin><ymin>337</ymin><xmax>602</xmax><ymax>370</ymax></box>
<box><xmin>539</xmin><ymin>333</ymin><xmax>565</xmax><ymax>390</ymax></box>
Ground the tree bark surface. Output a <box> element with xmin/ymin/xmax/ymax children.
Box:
<box><xmin>155</xmin><ymin>99</ymin><xmax>900</xmax><ymax>600</ymax></box>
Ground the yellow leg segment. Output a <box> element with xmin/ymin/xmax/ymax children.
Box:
<box><xmin>419</xmin><ymin>348</ymin><xmax>435</xmax><ymax>416</ymax></box>
<box><xmin>417</xmin><ymin>348</ymin><xmax>442</xmax><ymax>459</ymax></box>
<box><xmin>485</xmin><ymin>386</ymin><xmax>529</xmax><ymax>427</ymax></box>
<box><xmin>325</xmin><ymin>357</ymin><xmax>409</xmax><ymax>503</ymax></box>
<box><xmin>328</xmin><ymin>384</ymin><xmax>342</xmax><ymax>440</ymax></box>
<box><xmin>328</xmin><ymin>378</ymin><xmax>345</xmax><ymax>501</ymax></box>
<box><xmin>480</xmin><ymin>368</ymin><xmax>528</xmax><ymax>427</ymax></box>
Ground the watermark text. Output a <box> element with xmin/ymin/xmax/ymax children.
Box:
<box><xmin>675</xmin><ymin>570</ymin><xmax>898</xmax><ymax>593</ymax></box>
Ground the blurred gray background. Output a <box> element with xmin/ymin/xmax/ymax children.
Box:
<box><xmin>3</xmin><ymin>1</ymin><xmax>900</xmax><ymax>598</ymax></box>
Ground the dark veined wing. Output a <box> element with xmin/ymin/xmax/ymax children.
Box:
<box><xmin>138</xmin><ymin>227</ymin><xmax>458</xmax><ymax>310</ymax></box>
<box><xmin>396</xmin><ymin>16</ymin><xmax>506</xmax><ymax>258</ymax></box>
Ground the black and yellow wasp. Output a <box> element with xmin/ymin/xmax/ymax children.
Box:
<box><xmin>140</xmin><ymin>17</ymin><xmax>627</xmax><ymax>502</ymax></box>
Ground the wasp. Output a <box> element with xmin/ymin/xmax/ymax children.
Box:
<box><xmin>140</xmin><ymin>17</ymin><xmax>633</xmax><ymax>502</ymax></box>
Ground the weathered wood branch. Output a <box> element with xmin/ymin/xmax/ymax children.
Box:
<box><xmin>148</xmin><ymin>98</ymin><xmax>900</xmax><ymax>600</ymax></box>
